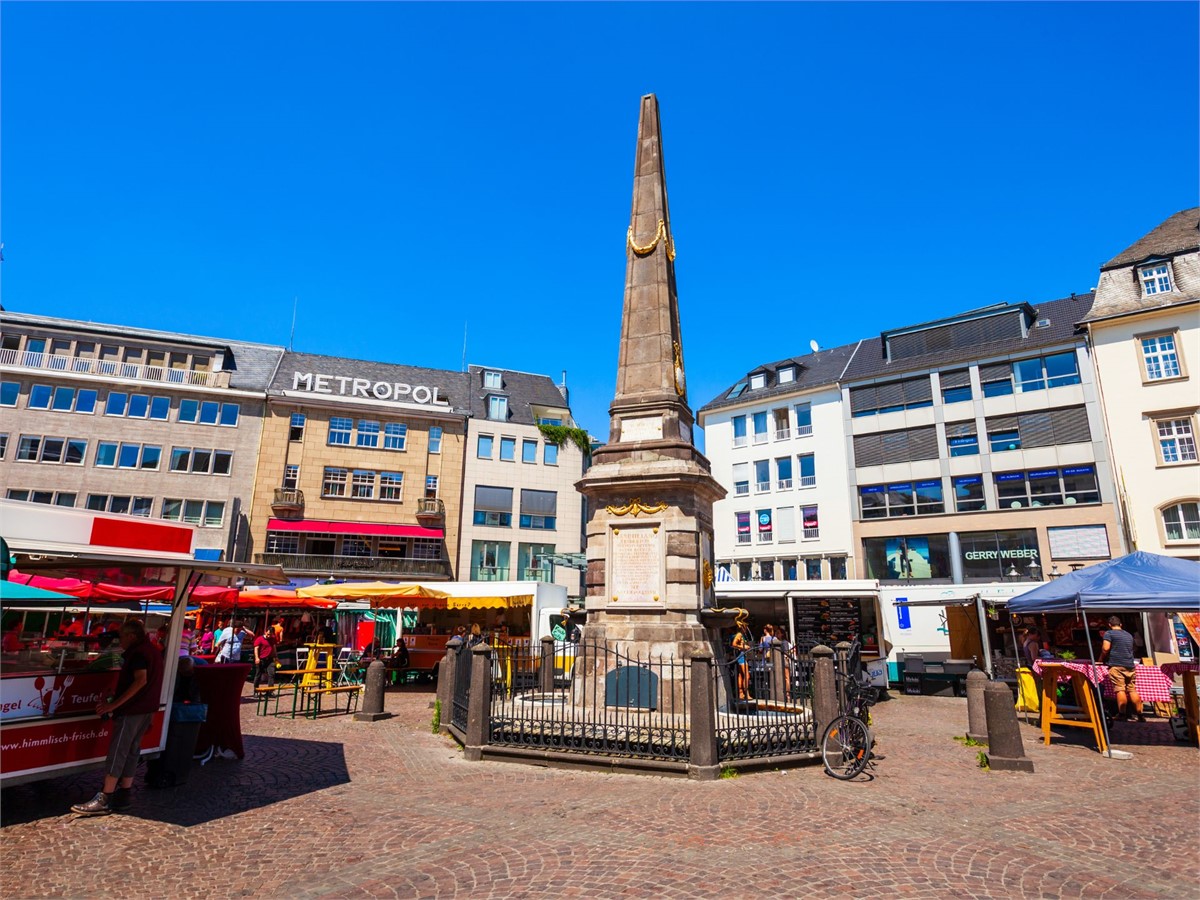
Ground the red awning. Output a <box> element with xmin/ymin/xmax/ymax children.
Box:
<box><xmin>266</xmin><ymin>519</ymin><xmax>443</xmax><ymax>539</ymax></box>
<box><xmin>8</xmin><ymin>572</ymin><xmax>237</xmax><ymax>603</ymax></box>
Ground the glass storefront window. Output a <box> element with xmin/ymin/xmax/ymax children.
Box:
<box><xmin>954</xmin><ymin>475</ymin><xmax>986</xmax><ymax>512</ymax></box>
<box><xmin>960</xmin><ymin>529</ymin><xmax>1040</xmax><ymax>580</ymax></box>
<box><xmin>862</xmin><ymin>535</ymin><xmax>952</xmax><ymax>580</ymax></box>
<box><xmin>1062</xmin><ymin>466</ymin><xmax>1100</xmax><ymax>504</ymax></box>
<box><xmin>1028</xmin><ymin>470</ymin><xmax>1063</xmax><ymax>506</ymax></box>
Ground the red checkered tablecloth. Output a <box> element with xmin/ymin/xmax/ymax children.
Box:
<box><xmin>1032</xmin><ymin>660</ymin><xmax>1175</xmax><ymax>703</ymax></box>
<box><xmin>1161</xmin><ymin>662</ymin><xmax>1200</xmax><ymax>678</ymax></box>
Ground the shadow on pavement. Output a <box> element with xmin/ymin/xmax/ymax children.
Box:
<box><xmin>1</xmin><ymin>733</ymin><xmax>350</xmax><ymax>828</ymax></box>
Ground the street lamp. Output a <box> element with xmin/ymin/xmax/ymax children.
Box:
<box><xmin>1027</xmin><ymin>560</ymin><xmax>1042</xmax><ymax>580</ymax></box>
<box><xmin>1048</xmin><ymin>564</ymin><xmax>1062</xmax><ymax>579</ymax></box>
<box><xmin>1004</xmin><ymin>564</ymin><xmax>1020</xmax><ymax>580</ymax></box>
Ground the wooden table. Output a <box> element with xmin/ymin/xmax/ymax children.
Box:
<box><xmin>1038</xmin><ymin>664</ymin><xmax>1108</xmax><ymax>754</ymax></box>
<box><xmin>301</xmin><ymin>643</ymin><xmax>339</xmax><ymax>687</ymax></box>
<box><xmin>1162</xmin><ymin>662</ymin><xmax>1200</xmax><ymax>745</ymax></box>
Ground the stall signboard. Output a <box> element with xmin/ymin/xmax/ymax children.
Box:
<box><xmin>0</xmin><ymin>671</ymin><xmax>119</xmax><ymax>722</ymax></box>
<box><xmin>792</xmin><ymin>597</ymin><xmax>861</xmax><ymax>646</ymax></box>
<box><xmin>0</xmin><ymin>711</ymin><xmax>164</xmax><ymax>777</ymax></box>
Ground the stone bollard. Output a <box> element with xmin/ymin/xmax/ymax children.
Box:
<box><xmin>435</xmin><ymin>637</ymin><xmax>463</xmax><ymax>733</ymax></box>
<box><xmin>463</xmin><ymin>643</ymin><xmax>493</xmax><ymax>762</ymax></box>
<box><xmin>983</xmin><ymin>680</ymin><xmax>1034</xmax><ymax>772</ymax></box>
<box><xmin>539</xmin><ymin>636</ymin><xmax>556</xmax><ymax>694</ymax></box>
<box><xmin>965</xmin><ymin>669</ymin><xmax>989</xmax><ymax>743</ymax></box>
<box><xmin>834</xmin><ymin>641</ymin><xmax>853</xmax><ymax>709</ymax></box>
<box><xmin>688</xmin><ymin>649</ymin><xmax>719</xmax><ymax>781</ymax></box>
<box><xmin>811</xmin><ymin>645</ymin><xmax>838</xmax><ymax>738</ymax></box>
<box><xmin>353</xmin><ymin>660</ymin><xmax>392</xmax><ymax>722</ymax></box>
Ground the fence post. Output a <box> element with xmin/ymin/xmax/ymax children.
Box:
<box><xmin>540</xmin><ymin>636</ymin><xmax>556</xmax><ymax>693</ymax></box>
<box><xmin>834</xmin><ymin>641</ymin><xmax>853</xmax><ymax>709</ymax></box>
<box><xmin>436</xmin><ymin>637</ymin><xmax>462</xmax><ymax>734</ymax></box>
<box><xmin>464</xmin><ymin>643</ymin><xmax>493</xmax><ymax>762</ymax></box>
<box><xmin>689</xmin><ymin>648</ymin><xmax>719</xmax><ymax>780</ymax></box>
<box><xmin>812</xmin><ymin>645</ymin><xmax>837</xmax><ymax>737</ymax></box>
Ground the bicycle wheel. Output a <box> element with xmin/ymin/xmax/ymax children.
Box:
<box><xmin>821</xmin><ymin>715</ymin><xmax>871</xmax><ymax>780</ymax></box>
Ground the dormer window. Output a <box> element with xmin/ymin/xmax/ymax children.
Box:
<box><xmin>750</xmin><ymin>373</ymin><xmax>766</xmax><ymax>390</ymax></box>
<box><xmin>1139</xmin><ymin>262</ymin><xmax>1173</xmax><ymax>296</ymax></box>
<box><xmin>487</xmin><ymin>395</ymin><xmax>508</xmax><ymax>421</ymax></box>
<box><xmin>483</xmin><ymin>370</ymin><xmax>502</xmax><ymax>389</ymax></box>
<box><xmin>777</xmin><ymin>367</ymin><xmax>796</xmax><ymax>384</ymax></box>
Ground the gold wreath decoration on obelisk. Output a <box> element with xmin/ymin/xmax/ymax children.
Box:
<box><xmin>606</xmin><ymin>498</ymin><xmax>669</xmax><ymax>517</ymax></box>
<box><xmin>702</xmin><ymin>560</ymin><xmax>714</xmax><ymax>589</ymax></box>
<box><xmin>626</xmin><ymin>219</ymin><xmax>676</xmax><ymax>261</ymax></box>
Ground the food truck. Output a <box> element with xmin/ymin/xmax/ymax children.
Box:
<box><xmin>0</xmin><ymin>501</ymin><xmax>282</xmax><ymax>787</ymax></box>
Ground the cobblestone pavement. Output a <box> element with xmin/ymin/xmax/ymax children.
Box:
<box><xmin>2</xmin><ymin>686</ymin><xmax>1197</xmax><ymax>899</ymax></box>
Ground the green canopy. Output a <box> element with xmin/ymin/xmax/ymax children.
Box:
<box><xmin>0</xmin><ymin>580</ymin><xmax>77</xmax><ymax>602</ymax></box>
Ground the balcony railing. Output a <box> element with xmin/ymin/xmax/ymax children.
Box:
<box><xmin>271</xmin><ymin>487</ymin><xmax>305</xmax><ymax>517</ymax></box>
<box><xmin>799</xmin><ymin>475</ymin><xmax>817</xmax><ymax>488</ymax></box>
<box><xmin>255</xmin><ymin>552</ymin><xmax>451</xmax><ymax>578</ymax></box>
<box><xmin>519</xmin><ymin>568</ymin><xmax>553</xmax><ymax>582</ymax></box>
<box><xmin>736</xmin><ymin>534</ymin><xmax>751</xmax><ymax>545</ymax></box>
<box><xmin>732</xmin><ymin>435</ymin><xmax>748</xmax><ymax>448</ymax></box>
<box><xmin>803</xmin><ymin>527</ymin><xmax>820</xmax><ymax>539</ymax></box>
<box><xmin>752</xmin><ymin>433</ymin><xmax>769</xmax><ymax>445</ymax></box>
<box><xmin>0</xmin><ymin>348</ymin><xmax>225</xmax><ymax>387</ymax></box>
<box><xmin>774</xmin><ymin>428</ymin><xmax>791</xmax><ymax>441</ymax></box>
<box><xmin>755</xmin><ymin>482</ymin><xmax>771</xmax><ymax>493</ymax></box>
<box><xmin>470</xmin><ymin>566</ymin><xmax>511</xmax><ymax>581</ymax></box>
<box><xmin>734</xmin><ymin>484</ymin><xmax>749</xmax><ymax>496</ymax></box>
<box><xmin>795</xmin><ymin>424</ymin><xmax>813</xmax><ymax>437</ymax></box>
<box><xmin>416</xmin><ymin>497</ymin><xmax>446</xmax><ymax>526</ymax></box>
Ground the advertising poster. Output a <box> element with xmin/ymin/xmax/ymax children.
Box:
<box><xmin>886</xmin><ymin>537</ymin><xmax>931</xmax><ymax>579</ymax></box>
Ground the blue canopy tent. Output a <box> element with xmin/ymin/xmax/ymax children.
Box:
<box><xmin>1007</xmin><ymin>551</ymin><xmax>1200</xmax><ymax>614</ymax></box>
<box><xmin>1007</xmin><ymin>551</ymin><xmax>1200</xmax><ymax>759</ymax></box>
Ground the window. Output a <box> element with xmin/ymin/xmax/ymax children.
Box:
<box><xmin>52</xmin><ymin>387</ymin><xmax>74</xmax><ymax>412</ymax></box>
<box><xmin>322</xmin><ymin>467</ymin><xmax>348</xmax><ymax>497</ymax></box>
<box><xmin>776</xmin><ymin>457</ymin><xmax>793</xmax><ymax>489</ymax></box>
<box><xmin>805</xmin><ymin>559</ymin><xmax>822</xmax><ymax>580</ymax></box>
<box><xmin>198</xmin><ymin>402</ymin><xmax>219</xmax><ymax>425</ymax></box>
<box><xmin>995</xmin><ymin>466</ymin><xmax>1100</xmax><ymax>509</ymax></box>
<box><xmin>283</xmin><ymin>464</ymin><xmax>299</xmax><ymax>489</ymax></box>
<box><xmin>289</xmin><ymin>414</ymin><xmax>306</xmax><ymax>442</ymax></box>
<box><xmin>488</xmin><ymin>395</ymin><xmax>508</xmax><ymax>421</ymax></box>
<box><xmin>149</xmin><ymin>396</ymin><xmax>170</xmax><ymax>420</ymax></box>
<box><xmin>829</xmin><ymin>557</ymin><xmax>847</xmax><ymax>580</ymax></box>
<box><xmin>16</xmin><ymin>436</ymin><xmax>41</xmax><ymax>462</ymax></box>
<box><xmin>801</xmin><ymin>506</ymin><xmax>819</xmax><ymax>539</ymax></box>
<box><xmin>357</xmin><ymin>420</ymin><xmax>380</xmax><ymax>448</ymax></box>
<box><xmin>798</xmin><ymin>453</ymin><xmax>815</xmax><ymax>488</ymax></box>
<box><xmin>484</xmin><ymin>370</ymin><xmax>502</xmax><ymax>389</ymax></box>
<box><xmin>105</xmin><ymin>392</ymin><xmax>128</xmax><ymax>416</ymax></box>
<box><xmin>472</xmin><ymin>540</ymin><xmax>510</xmax><ymax>580</ymax></box>
<box><xmin>170</xmin><ymin>447</ymin><xmax>191</xmax><ymax>472</ymax></box>
<box><xmin>756</xmin><ymin>509</ymin><xmax>773</xmax><ymax>543</ymax></box>
<box><xmin>853</xmin><ymin>427</ymin><xmax>939</xmax><ymax>467</ymax></box>
<box><xmin>1162</xmin><ymin>502</ymin><xmax>1200</xmax><ymax>542</ymax></box>
<box><xmin>849</xmin><ymin>377</ymin><xmax>933</xmax><ymax>417</ymax></box>
<box><xmin>750</xmin><ymin>373</ymin><xmax>766</xmax><ymax>390</ymax></box>
<box><xmin>794</xmin><ymin>403</ymin><xmax>812</xmax><ymax>437</ymax></box>
<box><xmin>520</xmin><ymin>489</ymin><xmax>558</xmax><ymax>530</ymax></box>
<box><xmin>203</xmin><ymin>501</ymin><xmax>226</xmax><ymax>527</ymax></box>
<box><xmin>735</xmin><ymin>511</ymin><xmax>751</xmax><ymax>544</ymax></box>
<box><xmin>1139</xmin><ymin>262</ymin><xmax>1173</xmax><ymax>296</ymax></box>
<box><xmin>752</xmin><ymin>412</ymin><xmax>769</xmax><ymax>444</ymax></box>
<box><xmin>732</xmin><ymin>460</ymin><xmax>750</xmax><ymax>495</ymax></box>
<box><xmin>428</xmin><ymin>426</ymin><xmax>443</xmax><ymax>454</ymax></box>
<box><xmin>773</xmin><ymin>408</ymin><xmax>790</xmax><ymax>440</ymax></box>
<box><xmin>954</xmin><ymin>475</ymin><xmax>986</xmax><ymax>512</ymax></box>
<box><xmin>328</xmin><ymin>417</ymin><xmax>353</xmax><ymax>446</ymax></box>
<box><xmin>737</xmin><ymin>561</ymin><xmax>752</xmax><ymax>580</ymax></box>
<box><xmin>1141</xmin><ymin>333</ymin><xmax>1182</xmax><ymax>381</ymax></box>
<box><xmin>73</xmin><ymin>388</ymin><xmax>98</xmax><ymax>413</ymax></box>
<box><xmin>989</xmin><ymin>428</ymin><xmax>1022</xmax><ymax>453</ymax></box>
<box><xmin>212</xmin><ymin>450</ymin><xmax>233</xmax><ymax>475</ymax></box>
<box><xmin>341</xmin><ymin>538</ymin><xmax>371</xmax><ymax>558</ymax></box>
<box><xmin>980</xmin><ymin>363</ymin><xmax>1013</xmax><ymax>397</ymax></box>
<box><xmin>947</xmin><ymin>422</ymin><xmax>980</xmax><ymax>457</ymax></box>
<box><xmin>474</xmin><ymin>485</ymin><xmax>513</xmax><ymax>527</ymax></box>
<box><xmin>352</xmin><ymin>470</ymin><xmax>376</xmax><ymax>499</ymax></box>
<box><xmin>65</xmin><ymin>439</ymin><xmax>87</xmax><ymax>465</ymax></box>
<box><xmin>859</xmin><ymin>481</ymin><xmax>943</xmax><ymax>517</ymax></box>
<box><xmin>28</xmin><ymin>385</ymin><xmax>52</xmax><ymax>409</ymax></box>
<box><xmin>544</xmin><ymin>443</ymin><xmax>558</xmax><ymax>465</ymax></box>
<box><xmin>190</xmin><ymin>448</ymin><xmax>212</xmax><ymax>473</ymax></box>
<box><xmin>179</xmin><ymin>399</ymin><xmax>199</xmax><ymax>422</ymax></box>
<box><xmin>754</xmin><ymin>459</ymin><xmax>770</xmax><ymax>493</ymax></box>
<box><xmin>425</xmin><ymin>475</ymin><xmax>438</xmax><ymax>498</ymax></box>
<box><xmin>379</xmin><ymin>472</ymin><xmax>404</xmax><ymax>501</ymax></box>
<box><xmin>0</xmin><ymin>381</ymin><xmax>18</xmax><ymax>406</ymax></box>
<box><xmin>732</xmin><ymin>416</ymin><xmax>748</xmax><ymax>447</ymax></box>
<box><xmin>218</xmin><ymin>404</ymin><xmax>239</xmax><ymax>427</ymax></box>
<box><xmin>0</xmin><ymin>434</ymin><xmax>7</xmax><ymax>459</ymax></box>
<box><xmin>477</xmin><ymin>434</ymin><xmax>494</xmax><ymax>458</ymax></box>
<box><xmin>499</xmin><ymin>437</ymin><xmax>516</xmax><ymax>461</ymax></box>
<box><xmin>776</xmin><ymin>507</ymin><xmax>796</xmax><ymax>543</ymax></box>
<box><xmin>522</xmin><ymin>440</ymin><xmax>538</xmax><ymax>464</ymax></box>
<box><xmin>95</xmin><ymin>442</ymin><xmax>118</xmax><ymax>467</ymax></box>
<box><xmin>1157</xmin><ymin>418</ymin><xmax>1198</xmax><ymax>464</ymax></box>
<box><xmin>1013</xmin><ymin>352</ymin><xmax>1080</xmax><ymax>393</ymax></box>
<box><xmin>185</xmin><ymin>501</ymin><xmax>206</xmax><ymax>526</ymax></box>
<box><xmin>985</xmin><ymin>407</ymin><xmax>1091</xmax><ymax>452</ymax></box>
<box><xmin>778</xmin><ymin>366</ymin><xmax>796</xmax><ymax>384</ymax></box>
<box><xmin>127</xmin><ymin>394</ymin><xmax>149</xmax><ymax>418</ymax></box>
<box><xmin>941</xmin><ymin>370</ymin><xmax>972</xmax><ymax>404</ymax></box>
<box><xmin>384</xmin><ymin>423</ymin><xmax>407</xmax><ymax>450</ymax></box>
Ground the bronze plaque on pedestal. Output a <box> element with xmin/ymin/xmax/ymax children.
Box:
<box><xmin>609</xmin><ymin>525</ymin><xmax>662</xmax><ymax>604</ymax></box>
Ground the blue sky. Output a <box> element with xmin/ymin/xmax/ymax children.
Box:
<box><xmin>2</xmin><ymin>2</ymin><xmax>1197</xmax><ymax>447</ymax></box>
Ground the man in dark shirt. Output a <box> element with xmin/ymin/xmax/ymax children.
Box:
<box><xmin>72</xmin><ymin>619</ymin><xmax>164</xmax><ymax>816</ymax></box>
<box><xmin>1101</xmin><ymin>615</ymin><xmax>1144</xmax><ymax>722</ymax></box>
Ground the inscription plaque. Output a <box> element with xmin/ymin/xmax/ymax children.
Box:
<box><xmin>620</xmin><ymin>416</ymin><xmax>663</xmax><ymax>443</ymax></box>
<box><xmin>610</xmin><ymin>526</ymin><xmax>661</xmax><ymax>603</ymax></box>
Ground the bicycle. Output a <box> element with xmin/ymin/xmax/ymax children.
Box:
<box><xmin>821</xmin><ymin>671</ymin><xmax>880</xmax><ymax>780</ymax></box>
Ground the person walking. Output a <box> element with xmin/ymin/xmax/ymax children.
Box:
<box><xmin>252</xmin><ymin>629</ymin><xmax>278</xmax><ymax>689</ymax></box>
<box><xmin>71</xmin><ymin>619</ymin><xmax>165</xmax><ymax>816</ymax></box>
<box><xmin>1101</xmin><ymin>616</ymin><xmax>1145</xmax><ymax>722</ymax></box>
<box><xmin>215</xmin><ymin>619</ymin><xmax>249</xmax><ymax>663</ymax></box>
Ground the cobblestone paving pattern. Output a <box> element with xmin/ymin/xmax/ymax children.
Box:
<box><xmin>2</xmin><ymin>687</ymin><xmax>1197</xmax><ymax>899</ymax></box>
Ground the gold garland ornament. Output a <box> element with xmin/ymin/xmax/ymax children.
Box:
<box><xmin>626</xmin><ymin>219</ymin><xmax>676</xmax><ymax>261</ymax></box>
<box><xmin>672</xmin><ymin>340</ymin><xmax>686</xmax><ymax>398</ymax></box>
<box><xmin>702</xmin><ymin>560</ymin><xmax>714</xmax><ymax>590</ymax></box>
<box><xmin>606</xmin><ymin>498</ymin><xmax>669</xmax><ymax>517</ymax></box>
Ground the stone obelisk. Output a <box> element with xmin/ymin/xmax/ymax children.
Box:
<box><xmin>576</xmin><ymin>94</ymin><xmax>726</xmax><ymax>665</ymax></box>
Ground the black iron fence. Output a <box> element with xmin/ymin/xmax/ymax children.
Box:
<box><xmin>834</xmin><ymin>640</ymin><xmax>864</xmax><ymax>715</ymax></box>
<box><xmin>488</xmin><ymin>639</ymin><xmax>692</xmax><ymax>762</ymax></box>
<box><xmin>713</xmin><ymin>644</ymin><xmax>818</xmax><ymax>761</ymax></box>
<box><xmin>450</xmin><ymin>640</ymin><xmax>472</xmax><ymax>732</ymax></box>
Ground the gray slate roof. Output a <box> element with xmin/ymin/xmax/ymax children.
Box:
<box><xmin>841</xmin><ymin>294</ymin><xmax>1095</xmax><ymax>382</ymax></box>
<box><xmin>466</xmin><ymin>365</ymin><xmax>571</xmax><ymax>426</ymax></box>
<box><xmin>1101</xmin><ymin>208</ymin><xmax>1200</xmax><ymax>270</ymax></box>
<box><xmin>272</xmin><ymin>351</ymin><xmax>473</xmax><ymax>414</ymax></box>
<box><xmin>0</xmin><ymin>309</ymin><xmax>285</xmax><ymax>391</ymax></box>
<box><xmin>698</xmin><ymin>343</ymin><xmax>860</xmax><ymax>417</ymax></box>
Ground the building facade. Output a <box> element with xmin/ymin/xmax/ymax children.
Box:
<box><xmin>459</xmin><ymin>365</ymin><xmax>585</xmax><ymax>598</ymax></box>
<box><xmin>246</xmin><ymin>352</ymin><xmax>470</xmax><ymax>583</ymax></box>
<box><xmin>841</xmin><ymin>294</ymin><xmax>1123</xmax><ymax>585</ymax></box>
<box><xmin>698</xmin><ymin>347</ymin><xmax>860</xmax><ymax>581</ymax></box>
<box><xmin>1084</xmin><ymin>208</ymin><xmax>1200</xmax><ymax>560</ymax></box>
<box><xmin>0</xmin><ymin>312</ymin><xmax>282</xmax><ymax>560</ymax></box>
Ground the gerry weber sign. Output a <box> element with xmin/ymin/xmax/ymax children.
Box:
<box><xmin>291</xmin><ymin>372</ymin><xmax>449</xmax><ymax>406</ymax></box>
